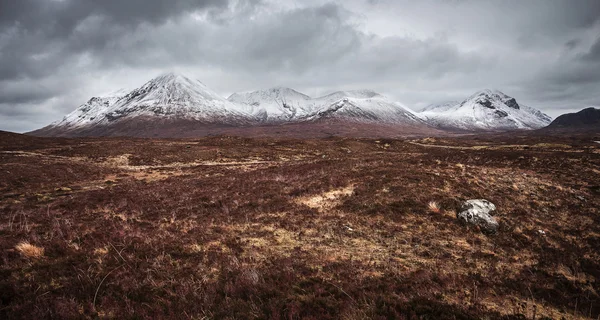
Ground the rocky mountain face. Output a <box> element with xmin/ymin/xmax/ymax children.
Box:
<box><xmin>417</xmin><ymin>90</ymin><xmax>552</xmax><ymax>131</ymax></box>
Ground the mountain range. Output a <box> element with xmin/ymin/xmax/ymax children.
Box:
<box><xmin>30</xmin><ymin>72</ymin><xmax>557</xmax><ymax>138</ymax></box>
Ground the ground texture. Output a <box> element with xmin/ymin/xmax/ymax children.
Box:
<box><xmin>1</xmin><ymin>131</ymin><xmax>599</xmax><ymax>319</ymax></box>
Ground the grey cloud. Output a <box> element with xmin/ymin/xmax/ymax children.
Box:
<box><xmin>0</xmin><ymin>0</ymin><xmax>231</xmax><ymax>80</ymax></box>
<box><xmin>0</xmin><ymin>0</ymin><xmax>228</xmax><ymax>32</ymax></box>
<box><xmin>1</xmin><ymin>0</ymin><xmax>600</xmax><ymax>132</ymax></box>
<box><xmin>581</xmin><ymin>36</ymin><xmax>600</xmax><ymax>61</ymax></box>
<box><xmin>565</xmin><ymin>39</ymin><xmax>580</xmax><ymax>50</ymax></box>
<box><xmin>0</xmin><ymin>84</ymin><xmax>58</xmax><ymax>105</ymax></box>
<box><xmin>60</xmin><ymin>3</ymin><xmax>361</xmax><ymax>74</ymax></box>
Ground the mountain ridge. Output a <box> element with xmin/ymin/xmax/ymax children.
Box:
<box><xmin>29</xmin><ymin>73</ymin><xmax>554</xmax><ymax>137</ymax></box>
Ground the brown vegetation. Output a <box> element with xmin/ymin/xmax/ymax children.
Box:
<box><xmin>15</xmin><ymin>241</ymin><xmax>44</xmax><ymax>259</ymax></box>
<box><xmin>0</xmin><ymin>131</ymin><xmax>599</xmax><ymax>319</ymax></box>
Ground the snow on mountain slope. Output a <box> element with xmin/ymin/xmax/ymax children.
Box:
<box><xmin>317</xmin><ymin>90</ymin><xmax>382</xmax><ymax>102</ymax></box>
<box><xmin>227</xmin><ymin>87</ymin><xmax>318</xmax><ymax>121</ymax></box>
<box><xmin>48</xmin><ymin>89</ymin><xmax>127</xmax><ymax>129</ymax></box>
<box><xmin>228</xmin><ymin>88</ymin><xmax>424</xmax><ymax>124</ymax></box>
<box><xmin>418</xmin><ymin>90</ymin><xmax>552</xmax><ymax>131</ymax></box>
<box><xmin>420</xmin><ymin>101</ymin><xmax>459</xmax><ymax>113</ymax></box>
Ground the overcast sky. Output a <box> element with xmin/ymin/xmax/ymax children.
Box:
<box><xmin>1</xmin><ymin>0</ymin><xmax>599</xmax><ymax>132</ymax></box>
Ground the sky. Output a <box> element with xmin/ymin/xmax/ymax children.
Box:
<box><xmin>1</xmin><ymin>0</ymin><xmax>599</xmax><ymax>133</ymax></box>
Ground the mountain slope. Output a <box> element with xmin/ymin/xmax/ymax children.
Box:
<box><xmin>418</xmin><ymin>90</ymin><xmax>552</xmax><ymax>131</ymax></box>
<box><xmin>420</xmin><ymin>101</ymin><xmax>459</xmax><ymax>113</ymax></box>
<box><xmin>41</xmin><ymin>89</ymin><xmax>127</xmax><ymax>131</ymax></box>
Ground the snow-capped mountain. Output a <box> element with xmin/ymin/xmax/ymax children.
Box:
<box><xmin>417</xmin><ymin>90</ymin><xmax>552</xmax><ymax>131</ymax></box>
<box><xmin>32</xmin><ymin>73</ymin><xmax>258</xmax><ymax>136</ymax></box>
<box><xmin>229</xmin><ymin>88</ymin><xmax>423</xmax><ymax>124</ymax></box>
<box><xmin>98</xmin><ymin>73</ymin><xmax>254</xmax><ymax>124</ymax></box>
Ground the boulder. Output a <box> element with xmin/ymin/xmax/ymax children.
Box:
<box><xmin>457</xmin><ymin>199</ymin><xmax>499</xmax><ymax>234</ymax></box>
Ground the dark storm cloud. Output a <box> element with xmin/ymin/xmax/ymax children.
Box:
<box><xmin>0</xmin><ymin>0</ymin><xmax>229</xmax><ymax>80</ymax></box>
<box><xmin>1</xmin><ymin>0</ymin><xmax>600</xmax><ymax>132</ymax></box>
<box><xmin>0</xmin><ymin>0</ymin><xmax>228</xmax><ymax>31</ymax></box>
<box><xmin>78</xmin><ymin>2</ymin><xmax>362</xmax><ymax>72</ymax></box>
<box><xmin>68</xmin><ymin>2</ymin><xmax>480</xmax><ymax>84</ymax></box>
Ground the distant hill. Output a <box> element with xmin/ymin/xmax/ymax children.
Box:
<box><xmin>545</xmin><ymin>107</ymin><xmax>600</xmax><ymax>130</ymax></box>
<box><xmin>0</xmin><ymin>130</ymin><xmax>71</xmax><ymax>151</ymax></box>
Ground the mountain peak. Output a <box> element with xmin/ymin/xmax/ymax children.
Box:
<box><xmin>148</xmin><ymin>72</ymin><xmax>200</xmax><ymax>86</ymax></box>
<box><xmin>469</xmin><ymin>89</ymin><xmax>507</xmax><ymax>99</ymax></box>
<box><xmin>464</xmin><ymin>89</ymin><xmax>522</xmax><ymax>110</ymax></box>
<box><xmin>320</xmin><ymin>89</ymin><xmax>383</xmax><ymax>100</ymax></box>
<box><xmin>229</xmin><ymin>87</ymin><xmax>311</xmax><ymax>102</ymax></box>
<box><xmin>265</xmin><ymin>86</ymin><xmax>308</xmax><ymax>96</ymax></box>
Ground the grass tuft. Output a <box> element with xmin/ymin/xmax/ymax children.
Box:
<box><xmin>15</xmin><ymin>241</ymin><xmax>44</xmax><ymax>259</ymax></box>
<box><xmin>427</xmin><ymin>201</ymin><xmax>441</xmax><ymax>213</ymax></box>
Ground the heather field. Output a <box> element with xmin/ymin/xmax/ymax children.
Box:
<box><xmin>1</xmin><ymin>131</ymin><xmax>599</xmax><ymax>319</ymax></box>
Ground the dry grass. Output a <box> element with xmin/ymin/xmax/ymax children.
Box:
<box><xmin>15</xmin><ymin>241</ymin><xmax>44</xmax><ymax>259</ymax></box>
<box><xmin>427</xmin><ymin>201</ymin><xmax>441</xmax><ymax>213</ymax></box>
<box><xmin>1</xmin><ymin>133</ymin><xmax>599</xmax><ymax>319</ymax></box>
<box><xmin>296</xmin><ymin>185</ymin><xmax>354</xmax><ymax>211</ymax></box>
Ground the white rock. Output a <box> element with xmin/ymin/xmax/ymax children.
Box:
<box><xmin>457</xmin><ymin>199</ymin><xmax>499</xmax><ymax>234</ymax></box>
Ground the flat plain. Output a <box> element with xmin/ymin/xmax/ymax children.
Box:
<box><xmin>1</xmin><ymin>131</ymin><xmax>599</xmax><ymax>319</ymax></box>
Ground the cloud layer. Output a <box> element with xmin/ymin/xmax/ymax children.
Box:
<box><xmin>1</xmin><ymin>0</ymin><xmax>599</xmax><ymax>132</ymax></box>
